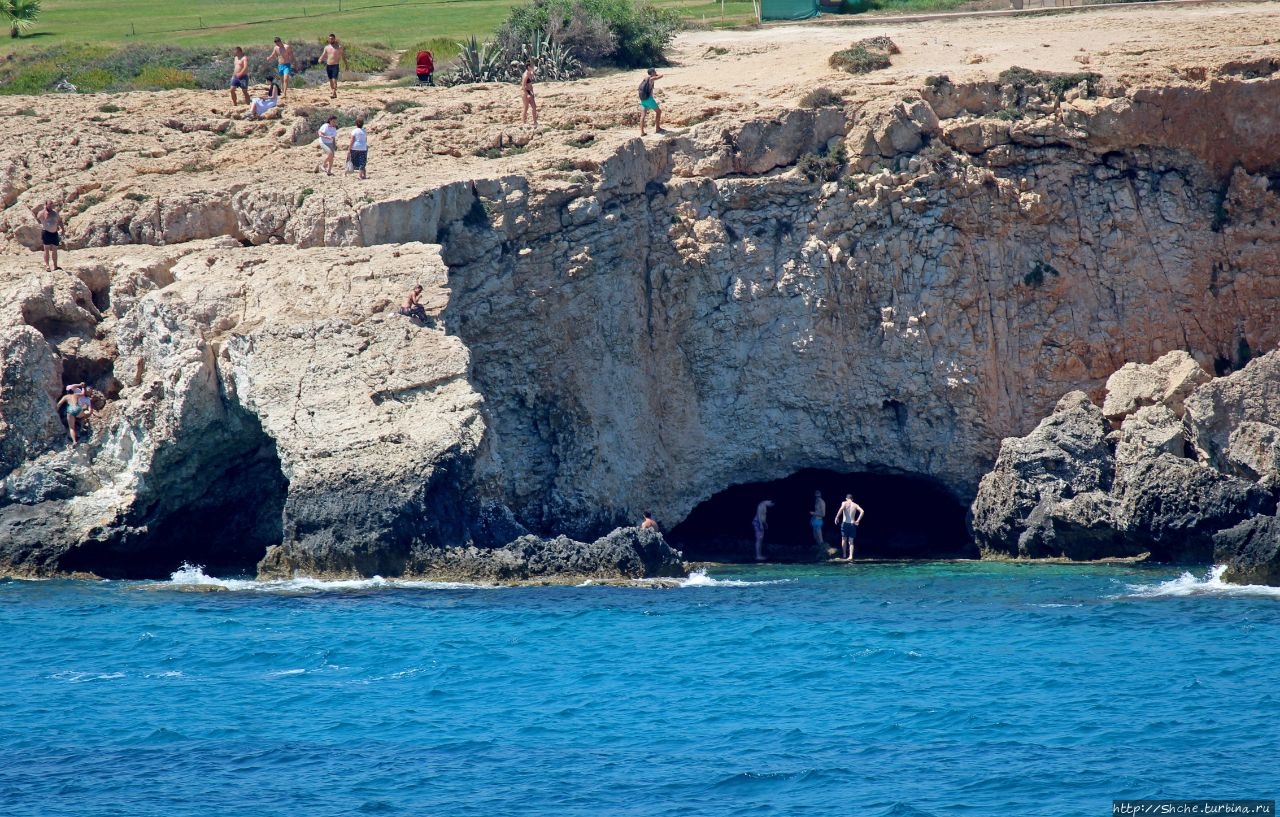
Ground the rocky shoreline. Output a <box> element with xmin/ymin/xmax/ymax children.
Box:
<box><xmin>4</xmin><ymin>11</ymin><xmax>1280</xmax><ymax>584</ymax></box>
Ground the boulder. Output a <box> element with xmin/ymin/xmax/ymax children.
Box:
<box><xmin>1115</xmin><ymin>454</ymin><xmax>1274</xmax><ymax>562</ymax></box>
<box><xmin>1186</xmin><ymin>351</ymin><xmax>1280</xmax><ymax>470</ymax></box>
<box><xmin>1102</xmin><ymin>350</ymin><xmax>1210</xmax><ymax>423</ymax></box>
<box><xmin>972</xmin><ymin>391</ymin><xmax>1113</xmax><ymax>557</ymax></box>
<box><xmin>1214</xmin><ymin>515</ymin><xmax>1280</xmax><ymax>586</ymax></box>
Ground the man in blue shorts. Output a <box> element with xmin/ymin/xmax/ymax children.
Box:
<box><xmin>270</xmin><ymin>37</ymin><xmax>295</xmax><ymax>100</ymax></box>
<box><xmin>638</xmin><ymin>67</ymin><xmax>664</xmax><ymax>136</ymax></box>
<box><xmin>810</xmin><ymin>490</ymin><xmax>827</xmax><ymax>548</ymax></box>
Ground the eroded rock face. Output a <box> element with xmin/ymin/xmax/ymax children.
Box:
<box><xmin>7</xmin><ymin>58</ymin><xmax>1280</xmax><ymax>578</ymax></box>
<box><xmin>1214</xmin><ymin>516</ymin><xmax>1280</xmax><ymax>586</ymax></box>
<box><xmin>974</xmin><ymin>354</ymin><xmax>1280</xmax><ymax>565</ymax></box>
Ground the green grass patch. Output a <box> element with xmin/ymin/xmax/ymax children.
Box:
<box><xmin>397</xmin><ymin>37</ymin><xmax>463</xmax><ymax>68</ymax></box>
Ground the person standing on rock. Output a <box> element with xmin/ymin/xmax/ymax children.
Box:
<box><xmin>753</xmin><ymin>499</ymin><xmax>774</xmax><ymax>561</ymax></box>
<box><xmin>638</xmin><ymin>67</ymin><xmax>664</xmax><ymax>136</ymax></box>
<box><xmin>833</xmin><ymin>494</ymin><xmax>865</xmax><ymax>561</ymax></box>
<box><xmin>229</xmin><ymin>46</ymin><xmax>250</xmax><ymax>106</ymax></box>
<box><xmin>347</xmin><ymin>116</ymin><xmax>368</xmax><ymax>179</ymax></box>
<box><xmin>321</xmin><ymin>33</ymin><xmax>347</xmax><ymax>99</ymax></box>
<box><xmin>810</xmin><ymin>490</ymin><xmax>826</xmax><ymax>548</ymax></box>
<box><xmin>270</xmin><ymin>37</ymin><xmax>295</xmax><ymax>101</ymax></box>
<box><xmin>316</xmin><ymin>115</ymin><xmax>338</xmax><ymax>175</ymax></box>
<box><xmin>36</xmin><ymin>201</ymin><xmax>64</xmax><ymax>272</ymax></box>
<box><xmin>520</xmin><ymin>61</ymin><xmax>538</xmax><ymax>127</ymax></box>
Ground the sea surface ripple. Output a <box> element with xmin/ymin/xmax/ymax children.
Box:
<box><xmin>1</xmin><ymin>561</ymin><xmax>1277</xmax><ymax>816</ymax></box>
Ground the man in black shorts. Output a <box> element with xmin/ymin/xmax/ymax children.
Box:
<box><xmin>36</xmin><ymin>201</ymin><xmax>63</xmax><ymax>271</ymax></box>
<box><xmin>833</xmin><ymin>494</ymin><xmax>865</xmax><ymax>561</ymax></box>
<box><xmin>321</xmin><ymin>33</ymin><xmax>347</xmax><ymax>99</ymax></box>
<box><xmin>229</xmin><ymin>46</ymin><xmax>250</xmax><ymax>105</ymax></box>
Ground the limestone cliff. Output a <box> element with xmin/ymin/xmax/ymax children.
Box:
<box><xmin>5</xmin><ymin>10</ymin><xmax>1280</xmax><ymax>577</ymax></box>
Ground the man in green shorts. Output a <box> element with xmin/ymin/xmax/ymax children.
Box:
<box><xmin>638</xmin><ymin>67</ymin><xmax>664</xmax><ymax>136</ymax></box>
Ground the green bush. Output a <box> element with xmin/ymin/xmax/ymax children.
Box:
<box><xmin>829</xmin><ymin>44</ymin><xmax>890</xmax><ymax>75</ymax></box>
<box><xmin>497</xmin><ymin>0</ymin><xmax>681</xmax><ymax>68</ymax></box>
<box><xmin>799</xmin><ymin>86</ymin><xmax>843</xmax><ymax>108</ymax></box>
<box><xmin>797</xmin><ymin>143</ymin><xmax>847</xmax><ymax>182</ymax></box>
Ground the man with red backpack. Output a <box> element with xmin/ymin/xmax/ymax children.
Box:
<box><xmin>416</xmin><ymin>50</ymin><xmax>435</xmax><ymax>86</ymax></box>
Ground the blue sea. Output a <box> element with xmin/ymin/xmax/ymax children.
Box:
<box><xmin>2</xmin><ymin>561</ymin><xmax>1278</xmax><ymax>817</ymax></box>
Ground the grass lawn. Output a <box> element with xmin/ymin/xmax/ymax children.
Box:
<box><xmin>4</xmin><ymin>0</ymin><xmax>526</xmax><ymax>54</ymax></box>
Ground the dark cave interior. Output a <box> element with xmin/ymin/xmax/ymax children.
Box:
<box><xmin>667</xmin><ymin>468</ymin><xmax>976</xmax><ymax>562</ymax></box>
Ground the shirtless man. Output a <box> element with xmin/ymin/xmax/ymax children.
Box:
<box><xmin>229</xmin><ymin>47</ymin><xmax>250</xmax><ymax>105</ymax></box>
<box><xmin>810</xmin><ymin>490</ymin><xmax>827</xmax><ymax>547</ymax></box>
<box><xmin>833</xmin><ymin>494</ymin><xmax>865</xmax><ymax>561</ymax></box>
<box><xmin>398</xmin><ymin>284</ymin><xmax>429</xmax><ymax>324</ymax></box>
<box><xmin>520</xmin><ymin>62</ymin><xmax>537</xmax><ymax>127</ymax></box>
<box><xmin>753</xmin><ymin>499</ymin><xmax>774</xmax><ymax>561</ymax></box>
<box><xmin>270</xmin><ymin>37</ymin><xmax>295</xmax><ymax>100</ymax></box>
<box><xmin>641</xmin><ymin>511</ymin><xmax>658</xmax><ymax>530</ymax></box>
<box><xmin>321</xmin><ymin>33</ymin><xmax>347</xmax><ymax>99</ymax></box>
<box><xmin>36</xmin><ymin>201</ymin><xmax>63</xmax><ymax>271</ymax></box>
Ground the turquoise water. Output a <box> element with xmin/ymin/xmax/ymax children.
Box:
<box><xmin>2</xmin><ymin>562</ymin><xmax>1278</xmax><ymax>817</ymax></box>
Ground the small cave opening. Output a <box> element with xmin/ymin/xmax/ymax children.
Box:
<box><xmin>668</xmin><ymin>468</ymin><xmax>976</xmax><ymax>563</ymax></box>
<box><xmin>58</xmin><ymin>416</ymin><xmax>289</xmax><ymax>580</ymax></box>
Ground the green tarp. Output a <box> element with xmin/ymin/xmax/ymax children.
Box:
<box><xmin>760</xmin><ymin>0</ymin><xmax>819</xmax><ymax>20</ymax></box>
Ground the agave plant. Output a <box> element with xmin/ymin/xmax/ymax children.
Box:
<box><xmin>511</xmin><ymin>32</ymin><xmax>583</xmax><ymax>82</ymax></box>
<box><xmin>3</xmin><ymin>0</ymin><xmax>41</xmax><ymax>38</ymax></box>
<box><xmin>450</xmin><ymin>35</ymin><xmax>507</xmax><ymax>84</ymax></box>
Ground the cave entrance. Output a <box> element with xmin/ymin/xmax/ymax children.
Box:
<box><xmin>58</xmin><ymin>412</ymin><xmax>288</xmax><ymax>580</ymax></box>
<box><xmin>668</xmin><ymin>468</ymin><xmax>975</xmax><ymax>562</ymax></box>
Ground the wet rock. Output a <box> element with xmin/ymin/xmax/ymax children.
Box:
<box><xmin>1213</xmin><ymin>515</ymin><xmax>1280</xmax><ymax>586</ymax></box>
<box><xmin>1115</xmin><ymin>454</ymin><xmax>1273</xmax><ymax>562</ymax></box>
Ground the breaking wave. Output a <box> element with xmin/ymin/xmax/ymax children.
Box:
<box><xmin>1124</xmin><ymin>565</ymin><xmax>1280</xmax><ymax>599</ymax></box>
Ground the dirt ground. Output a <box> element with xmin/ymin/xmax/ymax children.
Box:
<box><xmin>4</xmin><ymin>0</ymin><xmax>1280</xmax><ymax>247</ymax></box>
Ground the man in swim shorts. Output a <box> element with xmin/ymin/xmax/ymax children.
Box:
<box><xmin>321</xmin><ymin>33</ymin><xmax>346</xmax><ymax>99</ymax></box>
<box><xmin>753</xmin><ymin>499</ymin><xmax>774</xmax><ymax>561</ymax></box>
<box><xmin>270</xmin><ymin>37</ymin><xmax>295</xmax><ymax>100</ymax></box>
<box><xmin>810</xmin><ymin>490</ymin><xmax>827</xmax><ymax>548</ymax></box>
<box><xmin>229</xmin><ymin>46</ymin><xmax>250</xmax><ymax>105</ymax></box>
<box><xmin>36</xmin><ymin>201</ymin><xmax>63</xmax><ymax>272</ymax></box>
<box><xmin>833</xmin><ymin>494</ymin><xmax>865</xmax><ymax>561</ymax></box>
<box><xmin>638</xmin><ymin>67</ymin><xmax>664</xmax><ymax>136</ymax></box>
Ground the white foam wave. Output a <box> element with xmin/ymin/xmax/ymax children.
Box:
<box><xmin>1124</xmin><ymin>565</ymin><xmax>1280</xmax><ymax>599</ymax></box>
<box><xmin>675</xmin><ymin>569</ymin><xmax>791</xmax><ymax>588</ymax></box>
<box><xmin>160</xmin><ymin>563</ymin><xmax>499</xmax><ymax>593</ymax></box>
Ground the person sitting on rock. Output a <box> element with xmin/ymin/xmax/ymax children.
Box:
<box><xmin>398</xmin><ymin>285</ymin><xmax>431</xmax><ymax>325</ymax></box>
<box><xmin>246</xmin><ymin>78</ymin><xmax>281</xmax><ymax>120</ymax></box>
<box><xmin>641</xmin><ymin>511</ymin><xmax>658</xmax><ymax>530</ymax></box>
<box><xmin>56</xmin><ymin>383</ymin><xmax>92</xmax><ymax>445</ymax></box>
